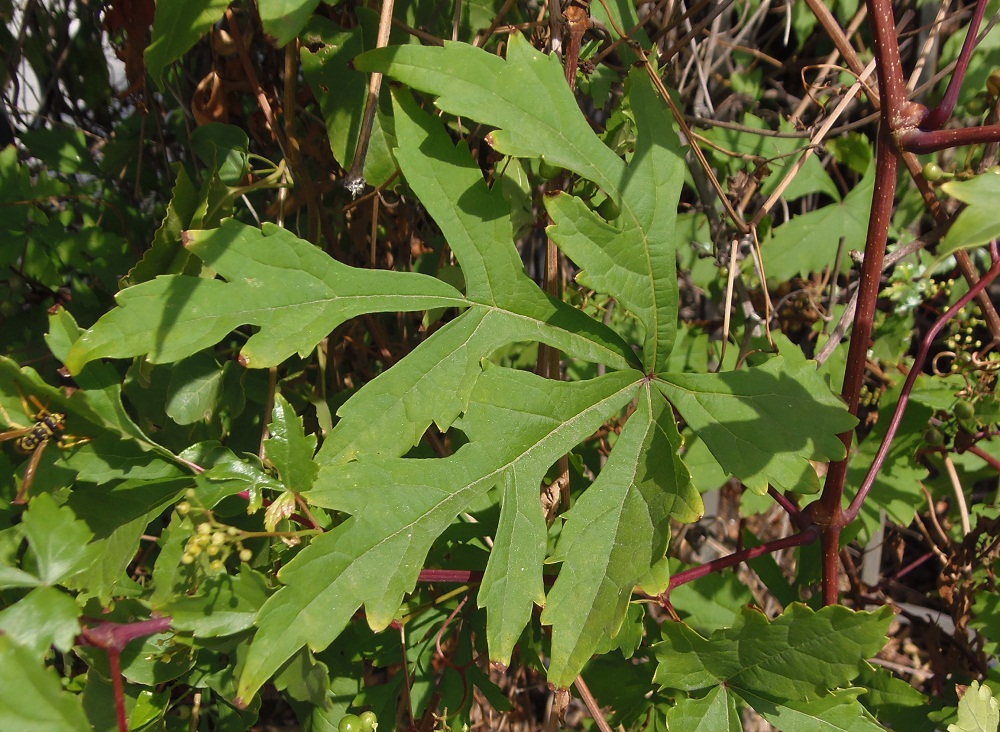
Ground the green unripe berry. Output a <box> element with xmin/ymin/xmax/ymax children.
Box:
<box><xmin>207</xmin><ymin>544</ymin><xmax>221</xmax><ymax>556</ymax></box>
<box><xmin>967</xmin><ymin>93</ymin><xmax>989</xmax><ymax>115</ymax></box>
<box><xmin>211</xmin><ymin>531</ymin><xmax>226</xmax><ymax>546</ymax></box>
<box><xmin>359</xmin><ymin>711</ymin><xmax>378</xmax><ymax>731</ymax></box>
<box><xmin>923</xmin><ymin>427</ymin><xmax>945</xmax><ymax>446</ymax></box>
<box><xmin>989</xmin><ymin>69</ymin><xmax>1000</xmax><ymax>98</ymax></box>
<box><xmin>176</xmin><ymin>501</ymin><xmax>191</xmax><ymax>516</ymax></box>
<box><xmin>185</xmin><ymin>488</ymin><xmax>197</xmax><ymax>499</ymax></box>
<box><xmin>339</xmin><ymin>714</ymin><xmax>363</xmax><ymax>732</ymax></box>
<box><xmin>197</xmin><ymin>522</ymin><xmax>212</xmax><ymax>535</ymax></box>
<box><xmin>954</xmin><ymin>400</ymin><xmax>976</xmax><ymax>420</ymax></box>
<box><xmin>239</xmin><ymin>548</ymin><xmax>253</xmax><ymax>563</ymax></box>
<box><xmin>209</xmin><ymin>559</ymin><xmax>224</xmax><ymax>572</ymax></box>
<box><xmin>180</xmin><ymin>553</ymin><xmax>196</xmax><ymax>565</ymax></box>
<box><xmin>922</xmin><ymin>162</ymin><xmax>944</xmax><ymax>182</ymax></box>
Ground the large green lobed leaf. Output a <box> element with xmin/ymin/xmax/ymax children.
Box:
<box><xmin>653</xmin><ymin>603</ymin><xmax>892</xmax><ymax>698</ymax></box>
<box><xmin>237</xmin><ymin>367</ymin><xmax>642</xmax><ymax>702</ymax></box>
<box><xmin>66</xmin><ymin>220</ymin><xmax>466</xmax><ymax>371</ymax></box>
<box><xmin>358</xmin><ymin>35</ymin><xmax>685</xmax><ymax>370</ymax></box>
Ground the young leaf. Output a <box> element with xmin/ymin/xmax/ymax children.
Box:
<box><xmin>949</xmin><ymin>682</ymin><xmax>1000</xmax><ymax>732</ymax></box>
<box><xmin>21</xmin><ymin>494</ymin><xmax>102</xmax><ymax>586</ymax></box>
<box><xmin>653</xmin><ymin>603</ymin><xmax>892</xmax><ymax>699</ymax></box>
<box><xmin>542</xmin><ymin>386</ymin><xmax>700</xmax><ymax>686</ymax></box>
<box><xmin>65</xmin><ymin>220</ymin><xmax>466</xmax><ymax>371</ymax></box>
<box><xmin>657</xmin><ymin>355</ymin><xmax>858</xmax><ymax>494</ymax></box>
<box><xmin>264</xmin><ymin>394</ymin><xmax>318</xmax><ymax>493</ymax></box>
<box><xmin>237</xmin><ymin>367</ymin><xmax>641</xmax><ymax>703</ymax></box>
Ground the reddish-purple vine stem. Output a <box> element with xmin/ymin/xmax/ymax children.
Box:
<box><xmin>660</xmin><ymin>527</ymin><xmax>818</xmax><ymax>603</ymax></box>
<box><xmin>966</xmin><ymin>443</ymin><xmax>1000</xmax><ymax>472</ymax></box>
<box><xmin>920</xmin><ymin>0</ymin><xmax>990</xmax><ymax>130</ymax></box>
<box><xmin>845</xmin><ymin>243</ymin><xmax>1000</xmax><ymax>521</ymax></box>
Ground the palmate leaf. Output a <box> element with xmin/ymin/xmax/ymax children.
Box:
<box><xmin>541</xmin><ymin>385</ymin><xmax>701</xmax><ymax>685</ymax></box>
<box><xmin>763</xmin><ymin>158</ymin><xmax>875</xmax><ymax>284</ymax></box>
<box><xmin>657</xmin><ymin>355</ymin><xmax>858</xmax><ymax>494</ymax></box>
<box><xmin>65</xmin><ymin>220</ymin><xmax>466</xmax><ymax>372</ymax></box>
<box><xmin>236</xmin><ymin>367</ymin><xmax>642</xmax><ymax>703</ymax></box>
<box><xmin>318</xmin><ymin>88</ymin><xmax>638</xmax><ymax>464</ymax></box>
<box><xmin>357</xmin><ymin>34</ymin><xmax>684</xmax><ymax>371</ymax></box>
<box><xmin>653</xmin><ymin>603</ymin><xmax>892</xmax><ymax>700</ymax></box>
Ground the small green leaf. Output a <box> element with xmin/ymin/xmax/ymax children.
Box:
<box><xmin>190</xmin><ymin>123</ymin><xmax>250</xmax><ymax>185</ymax></box>
<box><xmin>158</xmin><ymin>567</ymin><xmax>269</xmax><ymax>637</ymax></box>
<box><xmin>0</xmin><ymin>634</ymin><xmax>90</xmax><ymax>731</ymax></box>
<box><xmin>658</xmin><ymin>355</ymin><xmax>857</xmax><ymax>494</ymax></box>
<box><xmin>940</xmin><ymin>173</ymin><xmax>1000</xmax><ymax>259</ymax></box>
<box><xmin>764</xmin><ymin>158</ymin><xmax>875</xmax><ymax>283</ymax></box>
<box><xmin>145</xmin><ymin>0</ymin><xmax>231</xmax><ymax>88</ymax></box>
<box><xmin>949</xmin><ymin>681</ymin><xmax>1000</xmax><ymax>732</ymax></box>
<box><xmin>265</xmin><ymin>394</ymin><xmax>318</xmax><ymax>492</ymax></box>
<box><xmin>259</xmin><ymin>0</ymin><xmax>321</xmax><ymax>47</ymax></box>
<box><xmin>122</xmin><ymin>165</ymin><xmax>202</xmax><ymax>285</ymax></box>
<box><xmin>66</xmin><ymin>220</ymin><xmax>466</xmax><ymax>371</ymax></box>
<box><xmin>300</xmin><ymin>15</ymin><xmax>396</xmax><ymax>188</ymax></box>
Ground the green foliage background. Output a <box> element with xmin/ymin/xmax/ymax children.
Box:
<box><xmin>2</xmin><ymin>0</ymin><xmax>1000</xmax><ymax>730</ymax></box>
